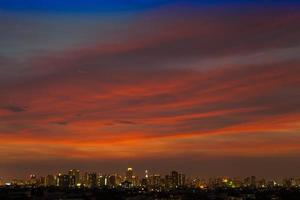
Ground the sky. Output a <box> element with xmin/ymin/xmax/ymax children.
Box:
<box><xmin>0</xmin><ymin>0</ymin><xmax>300</xmax><ymax>179</ymax></box>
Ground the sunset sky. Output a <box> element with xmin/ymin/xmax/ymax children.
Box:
<box><xmin>0</xmin><ymin>0</ymin><xmax>300</xmax><ymax>179</ymax></box>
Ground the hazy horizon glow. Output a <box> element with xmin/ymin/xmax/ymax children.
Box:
<box><xmin>0</xmin><ymin>1</ymin><xmax>300</xmax><ymax>179</ymax></box>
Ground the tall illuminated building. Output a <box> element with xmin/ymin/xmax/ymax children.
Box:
<box><xmin>115</xmin><ymin>174</ymin><xmax>122</xmax><ymax>186</ymax></box>
<box><xmin>87</xmin><ymin>173</ymin><xmax>97</xmax><ymax>188</ymax></box>
<box><xmin>40</xmin><ymin>177</ymin><xmax>46</xmax><ymax>186</ymax></box>
<box><xmin>82</xmin><ymin>172</ymin><xmax>88</xmax><ymax>186</ymax></box>
<box><xmin>69</xmin><ymin>169</ymin><xmax>80</xmax><ymax>185</ymax></box>
<box><xmin>46</xmin><ymin>175</ymin><xmax>56</xmax><ymax>186</ymax></box>
<box><xmin>258</xmin><ymin>178</ymin><xmax>266</xmax><ymax>188</ymax></box>
<box><xmin>132</xmin><ymin>175</ymin><xmax>139</xmax><ymax>187</ymax></box>
<box><xmin>141</xmin><ymin>178</ymin><xmax>147</xmax><ymax>187</ymax></box>
<box><xmin>57</xmin><ymin>173</ymin><xmax>70</xmax><ymax>188</ymax></box>
<box><xmin>250</xmin><ymin>176</ymin><xmax>256</xmax><ymax>188</ymax></box>
<box><xmin>98</xmin><ymin>174</ymin><xmax>107</xmax><ymax>187</ymax></box>
<box><xmin>244</xmin><ymin>176</ymin><xmax>257</xmax><ymax>188</ymax></box>
<box><xmin>108</xmin><ymin>175</ymin><xmax>117</xmax><ymax>187</ymax></box>
<box><xmin>145</xmin><ymin>170</ymin><xmax>149</xmax><ymax>179</ymax></box>
<box><xmin>171</xmin><ymin>171</ymin><xmax>179</xmax><ymax>188</ymax></box>
<box><xmin>126</xmin><ymin>167</ymin><xmax>133</xmax><ymax>183</ymax></box>
<box><xmin>149</xmin><ymin>174</ymin><xmax>161</xmax><ymax>187</ymax></box>
<box><xmin>165</xmin><ymin>175</ymin><xmax>172</xmax><ymax>188</ymax></box>
<box><xmin>69</xmin><ymin>175</ymin><xmax>76</xmax><ymax>187</ymax></box>
<box><xmin>140</xmin><ymin>170</ymin><xmax>149</xmax><ymax>187</ymax></box>
<box><xmin>178</xmin><ymin>173</ymin><xmax>186</xmax><ymax>186</ymax></box>
<box><xmin>153</xmin><ymin>174</ymin><xmax>161</xmax><ymax>187</ymax></box>
<box><xmin>29</xmin><ymin>174</ymin><xmax>37</xmax><ymax>185</ymax></box>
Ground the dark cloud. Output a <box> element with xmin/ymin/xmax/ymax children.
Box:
<box><xmin>3</xmin><ymin>105</ymin><xmax>26</xmax><ymax>113</ymax></box>
<box><xmin>115</xmin><ymin>120</ymin><xmax>137</xmax><ymax>125</ymax></box>
<box><xmin>52</xmin><ymin>121</ymin><xmax>68</xmax><ymax>126</ymax></box>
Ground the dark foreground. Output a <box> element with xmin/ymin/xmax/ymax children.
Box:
<box><xmin>1</xmin><ymin>187</ymin><xmax>300</xmax><ymax>200</ymax></box>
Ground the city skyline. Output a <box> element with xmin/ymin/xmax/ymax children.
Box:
<box><xmin>1</xmin><ymin>0</ymin><xmax>300</xmax><ymax>179</ymax></box>
<box><xmin>1</xmin><ymin>166</ymin><xmax>300</xmax><ymax>191</ymax></box>
<box><xmin>1</xmin><ymin>168</ymin><xmax>300</xmax><ymax>199</ymax></box>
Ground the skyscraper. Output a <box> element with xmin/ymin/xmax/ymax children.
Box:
<box><xmin>57</xmin><ymin>174</ymin><xmax>70</xmax><ymax>188</ymax></box>
<box><xmin>126</xmin><ymin>167</ymin><xmax>133</xmax><ymax>183</ymax></box>
<box><xmin>108</xmin><ymin>175</ymin><xmax>116</xmax><ymax>187</ymax></box>
<box><xmin>98</xmin><ymin>174</ymin><xmax>107</xmax><ymax>187</ymax></box>
<box><xmin>69</xmin><ymin>175</ymin><xmax>76</xmax><ymax>187</ymax></box>
<box><xmin>46</xmin><ymin>175</ymin><xmax>56</xmax><ymax>187</ymax></box>
<box><xmin>165</xmin><ymin>175</ymin><xmax>173</xmax><ymax>188</ymax></box>
<box><xmin>69</xmin><ymin>169</ymin><xmax>80</xmax><ymax>185</ymax></box>
<box><xmin>178</xmin><ymin>173</ymin><xmax>186</xmax><ymax>186</ymax></box>
<box><xmin>250</xmin><ymin>176</ymin><xmax>256</xmax><ymax>188</ymax></box>
<box><xmin>40</xmin><ymin>177</ymin><xmax>46</xmax><ymax>186</ymax></box>
<box><xmin>149</xmin><ymin>174</ymin><xmax>161</xmax><ymax>187</ymax></box>
<box><xmin>171</xmin><ymin>171</ymin><xmax>179</xmax><ymax>188</ymax></box>
<box><xmin>29</xmin><ymin>174</ymin><xmax>37</xmax><ymax>185</ymax></box>
<box><xmin>145</xmin><ymin>170</ymin><xmax>149</xmax><ymax>179</ymax></box>
<box><xmin>87</xmin><ymin>173</ymin><xmax>97</xmax><ymax>188</ymax></box>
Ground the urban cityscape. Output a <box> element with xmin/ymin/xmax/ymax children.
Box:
<box><xmin>1</xmin><ymin>0</ymin><xmax>300</xmax><ymax>199</ymax></box>
<box><xmin>1</xmin><ymin>167</ymin><xmax>300</xmax><ymax>199</ymax></box>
